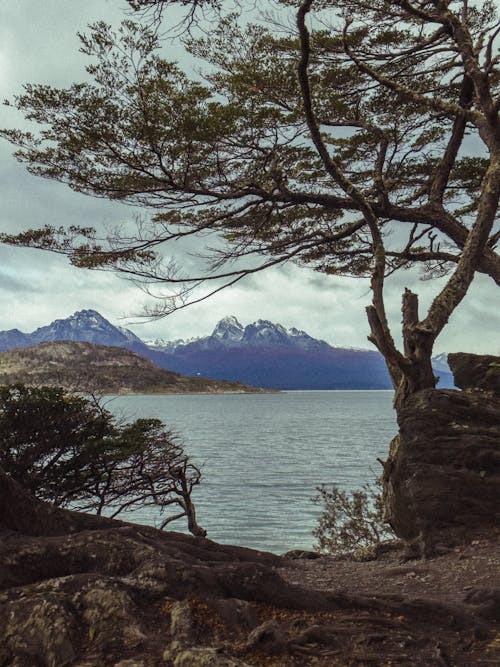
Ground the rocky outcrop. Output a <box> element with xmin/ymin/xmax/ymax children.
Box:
<box><xmin>448</xmin><ymin>352</ymin><xmax>500</xmax><ymax>395</ymax></box>
<box><xmin>384</xmin><ymin>353</ymin><xmax>500</xmax><ymax>554</ymax></box>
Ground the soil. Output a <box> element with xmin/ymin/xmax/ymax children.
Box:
<box><xmin>280</xmin><ymin>535</ymin><xmax>500</xmax><ymax>608</ymax></box>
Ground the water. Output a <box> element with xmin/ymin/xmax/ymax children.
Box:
<box><xmin>105</xmin><ymin>391</ymin><xmax>397</xmax><ymax>554</ymax></box>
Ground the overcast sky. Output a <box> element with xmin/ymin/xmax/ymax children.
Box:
<box><xmin>0</xmin><ymin>0</ymin><xmax>498</xmax><ymax>353</ymax></box>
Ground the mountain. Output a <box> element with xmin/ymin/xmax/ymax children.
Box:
<box><xmin>431</xmin><ymin>352</ymin><xmax>452</xmax><ymax>375</ymax></box>
<box><xmin>0</xmin><ymin>309</ymin><xmax>140</xmax><ymax>351</ymax></box>
<box><xmin>0</xmin><ymin>329</ymin><xmax>31</xmax><ymax>351</ymax></box>
<box><xmin>149</xmin><ymin>316</ymin><xmax>332</xmax><ymax>354</ymax></box>
<box><xmin>0</xmin><ymin>341</ymin><xmax>268</xmax><ymax>394</ymax></box>
<box><xmin>148</xmin><ymin>318</ymin><xmax>390</xmax><ymax>389</ymax></box>
<box><xmin>36</xmin><ymin>309</ymin><xmax>143</xmax><ymax>347</ymax></box>
<box><xmin>0</xmin><ymin>310</ymin><xmax>455</xmax><ymax>390</ymax></box>
<box><xmin>147</xmin><ymin>317</ymin><xmax>455</xmax><ymax>389</ymax></box>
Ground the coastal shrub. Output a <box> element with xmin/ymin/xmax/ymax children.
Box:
<box><xmin>0</xmin><ymin>384</ymin><xmax>205</xmax><ymax>535</ymax></box>
<box><xmin>312</xmin><ymin>478</ymin><xmax>395</xmax><ymax>556</ymax></box>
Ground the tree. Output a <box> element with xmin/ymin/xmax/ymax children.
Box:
<box><xmin>0</xmin><ymin>384</ymin><xmax>206</xmax><ymax>535</ymax></box>
<box><xmin>1</xmin><ymin>0</ymin><xmax>498</xmax><ymax>406</ymax></box>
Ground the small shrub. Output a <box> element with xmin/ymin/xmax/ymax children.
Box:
<box><xmin>312</xmin><ymin>478</ymin><xmax>395</xmax><ymax>556</ymax></box>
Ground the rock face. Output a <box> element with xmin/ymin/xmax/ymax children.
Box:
<box><xmin>448</xmin><ymin>352</ymin><xmax>500</xmax><ymax>395</ymax></box>
<box><xmin>384</xmin><ymin>353</ymin><xmax>500</xmax><ymax>553</ymax></box>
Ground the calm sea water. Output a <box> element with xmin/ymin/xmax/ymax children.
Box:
<box><xmin>106</xmin><ymin>391</ymin><xmax>397</xmax><ymax>554</ymax></box>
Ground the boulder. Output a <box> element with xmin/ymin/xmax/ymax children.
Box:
<box><xmin>448</xmin><ymin>352</ymin><xmax>500</xmax><ymax>395</ymax></box>
<box><xmin>384</xmin><ymin>355</ymin><xmax>500</xmax><ymax>553</ymax></box>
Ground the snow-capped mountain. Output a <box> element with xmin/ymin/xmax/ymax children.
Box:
<box><xmin>146</xmin><ymin>316</ymin><xmax>246</xmax><ymax>351</ymax></box>
<box><xmin>32</xmin><ymin>310</ymin><xmax>145</xmax><ymax>347</ymax></box>
<box><xmin>145</xmin><ymin>336</ymin><xmax>199</xmax><ymax>351</ymax></box>
<box><xmin>151</xmin><ymin>318</ymin><xmax>391</xmax><ymax>389</ymax></box>
<box><xmin>147</xmin><ymin>317</ymin><xmax>330</xmax><ymax>354</ymax></box>
<box><xmin>241</xmin><ymin>320</ymin><xmax>327</xmax><ymax>350</ymax></box>
<box><xmin>142</xmin><ymin>317</ymin><xmax>455</xmax><ymax>389</ymax></box>
<box><xmin>0</xmin><ymin>310</ymin><xmax>143</xmax><ymax>351</ymax></box>
<box><xmin>0</xmin><ymin>311</ymin><xmax>455</xmax><ymax>390</ymax></box>
<box><xmin>212</xmin><ymin>315</ymin><xmax>244</xmax><ymax>344</ymax></box>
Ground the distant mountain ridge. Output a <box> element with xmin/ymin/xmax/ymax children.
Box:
<box><xmin>0</xmin><ymin>310</ymin><xmax>455</xmax><ymax>390</ymax></box>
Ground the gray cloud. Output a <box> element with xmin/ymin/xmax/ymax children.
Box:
<box><xmin>0</xmin><ymin>266</ymin><xmax>37</xmax><ymax>294</ymax></box>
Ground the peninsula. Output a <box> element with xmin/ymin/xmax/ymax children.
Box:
<box><xmin>0</xmin><ymin>341</ymin><xmax>270</xmax><ymax>395</ymax></box>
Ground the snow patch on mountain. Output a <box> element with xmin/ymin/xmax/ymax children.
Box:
<box><xmin>117</xmin><ymin>326</ymin><xmax>144</xmax><ymax>345</ymax></box>
<box><xmin>212</xmin><ymin>316</ymin><xmax>244</xmax><ymax>343</ymax></box>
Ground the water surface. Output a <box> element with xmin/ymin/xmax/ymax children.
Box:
<box><xmin>106</xmin><ymin>390</ymin><xmax>397</xmax><ymax>553</ymax></box>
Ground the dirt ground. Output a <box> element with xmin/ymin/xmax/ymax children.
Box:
<box><xmin>274</xmin><ymin>533</ymin><xmax>500</xmax><ymax>666</ymax></box>
<box><xmin>279</xmin><ymin>534</ymin><xmax>500</xmax><ymax>606</ymax></box>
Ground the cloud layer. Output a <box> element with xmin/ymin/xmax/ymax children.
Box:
<box><xmin>0</xmin><ymin>1</ymin><xmax>498</xmax><ymax>355</ymax></box>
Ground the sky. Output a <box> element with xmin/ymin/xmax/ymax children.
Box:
<box><xmin>0</xmin><ymin>0</ymin><xmax>498</xmax><ymax>353</ymax></box>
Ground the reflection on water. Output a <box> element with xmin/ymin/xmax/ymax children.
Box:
<box><xmin>105</xmin><ymin>390</ymin><xmax>396</xmax><ymax>553</ymax></box>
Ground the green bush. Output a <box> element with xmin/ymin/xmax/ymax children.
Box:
<box><xmin>0</xmin><ymin>384</ymin><xmax>205</xmax><ymax>535</ymax></box>
<box><xmin>312</xmin><ymin>478</ymin><xmax>394</xmax><ymax>556</ymax></box>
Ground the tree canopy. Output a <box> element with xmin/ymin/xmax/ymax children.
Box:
<box><xmin>0</xmin><ymin>384</ymin><xmax>205</xmax><ymax>535</ymax></box>
<box><xmin>1</xmin><ymin>0</ymin><xmax>498</xmax><ymax>403</ymax></box>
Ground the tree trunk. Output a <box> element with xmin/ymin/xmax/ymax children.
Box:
<box><xmin>393</xmin><ymin>288</ymin><xmax>437</xmax><ymax>408</ymax></box>
<box><xmin>367</xmin><ymin>288</ymin><xmax>438</xmax><ymax>409</ymax></box>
